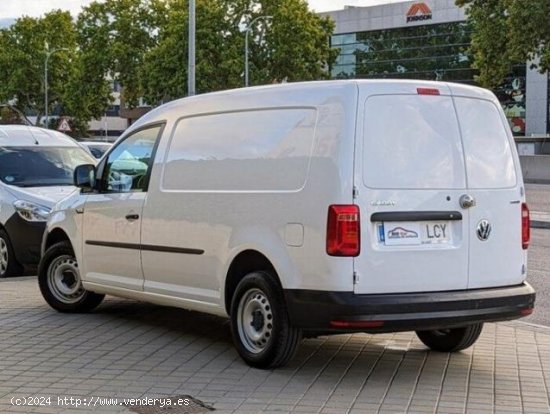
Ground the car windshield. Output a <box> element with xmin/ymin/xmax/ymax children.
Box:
<box><xmin>87</xmin><ymin>145</ymin><xmax>110</xmax><ymax>159</ymax></box>
<box><xmin>0</xmin><ymin>146</ymin><xmax>95</xmax><ymax>187</ymax></box>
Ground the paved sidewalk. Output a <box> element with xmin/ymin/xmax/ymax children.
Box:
<box><xmin>1</xmin><ymin>278</ymin><xmax>550</xmax><ymax>414</ymax></box>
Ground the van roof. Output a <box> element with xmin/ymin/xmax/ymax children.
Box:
<box><xmin>132</xmin><ymin>79</ymin><xmax>497</xmax><ymax>133</ymax></box>
<box><xmin>0</xmin><ymin>125</ymin><xmax>80</xmax><ymax>147</ymax></box>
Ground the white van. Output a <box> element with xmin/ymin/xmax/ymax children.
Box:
<box><xmin>38</xmin><ymin>80</ymin><xmax>535</xmax><ymax>368</ymax></box>
<box><xmin>0</xmin><ymin>125</ymin><xmax>95</xmax><ymax>277</ymax></box>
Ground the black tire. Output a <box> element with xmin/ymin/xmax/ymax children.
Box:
<box><xmin>38</xmin><ymin>241</ymin><xmax>105</xmax><ymax>313</ymax></box>
<box><xmin>0</xmin><ymin>229</ymin><xmax>23</xmax><ymax>278</ymax></box>
<box><xmin>416</xmin><ymin>323</ymin><xmax>483</xmax><ymax>352</ymax></box>
<box><xmin>230</xmin><ymin>271</ymin><xmax>302</xmax><ymax>369</ymax></box>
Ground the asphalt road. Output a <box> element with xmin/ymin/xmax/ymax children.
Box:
<box><xmin>524</xmin><ymin>184</ymin><xmax>550</xmax><ymax>326</ymax></box>
<box><xmin>526</xmin><ymin>183</ymin><xmax>550</xmax><ymax>212</ymax></box>
<box><xmin>526</xmin><ymin>228</ymin><xmax>550</xmax><ymax>326</ymax></box>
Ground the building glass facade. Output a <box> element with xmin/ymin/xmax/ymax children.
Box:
<box><xmin>330</xmin><ymin>22</ymin><xmax>527</xmax><ymax>135</ymax></box>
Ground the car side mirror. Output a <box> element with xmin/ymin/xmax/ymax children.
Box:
<box><xmin>74</xmin><ymin>164</ymin><xmax>96</xmax><ymax>192</ymax></box>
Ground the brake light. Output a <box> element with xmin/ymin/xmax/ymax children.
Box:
<box><xmin>522</xmin><ymin>203</ymin><xmax>530</xmax><ymax>250</ymax></box>
<box><xmin>417</xmin><ymin>87</ymin><xmax>440</xmax><ymax>96</ymax></box>
<box><xmin>520</xmin><ymin>308</ymin><xmax>533</xmax><ymax>316</ymax></box>
<box><xmin>326</xmin><ymin>205</ymin><xmax>360</xmax><ymax>256</ymax></box>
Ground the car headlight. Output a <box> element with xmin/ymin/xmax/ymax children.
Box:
<box><xmin>13</xmin><ymin>200</ymin><xmax>52</xmax><ymax>222</ymax></box>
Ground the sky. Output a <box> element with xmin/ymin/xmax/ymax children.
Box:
<box><xmin>0</xmin><ymin>0</ymin><xmax>405</xmax><ymax>21</ymax></box>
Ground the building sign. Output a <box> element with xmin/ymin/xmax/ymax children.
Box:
<box><xmin>406</xmin><ymin>3</ymin><xmax>433</xmax><ymax>23</ymax></box>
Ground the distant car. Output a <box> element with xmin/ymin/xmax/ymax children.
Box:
<box><xmin>0</xmin><ymin>125</ymin><xmax>96</xmax><ymax>277</ymax></box>
<box><xmin>80</xmin><ymin>141</ymin><xmax>113</xmax><ymax>159</ymax></box>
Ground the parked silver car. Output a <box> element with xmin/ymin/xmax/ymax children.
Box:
<box><xmin>0</xmin><ymin>125</ymin><xmax>95</xmax><ymax>277</ymax></box>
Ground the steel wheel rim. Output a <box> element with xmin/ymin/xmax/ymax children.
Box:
<box><xmin>0</xmin><ymin>237</ymin><xmax>8</xmax><ymax>275</ymax></box>
<box><xmin>237</xmin><ymin>288</ymin><xmax>274</xmax><ymax>354</ymax></box>
<box><xmin>47</xmin><ymin>255</ymin><xmax>85</xmax><ymax>304</ymax></box>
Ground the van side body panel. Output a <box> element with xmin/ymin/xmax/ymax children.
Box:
<box><xmin>138</xmin><ymin>83</ymin><xmax>358</xmax><ymax>313</ymax></box>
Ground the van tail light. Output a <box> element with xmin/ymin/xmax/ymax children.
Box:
<box><xmin>522</xmin><ymin>203</ymin><xmax>530</xmax><ymax>250</ymax></box>
<box><xmin>520</xmin><ymin>308</ymin><xmax>533</xmax><ymax>316</ymax></box>
<box><xmin>327</xmin><ymin>205</ymin><xmax>360</xmax><ymax>257</ymax></box>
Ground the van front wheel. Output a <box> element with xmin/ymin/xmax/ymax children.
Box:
<box><xmin>230</xmin><ymin>271</ymin><xmax>301</xmax><ymax>369</ymax></box>
<box><xmin>416</xmin><ymin>323</ymin><xmax>483</xmax><ymax>352</ymax></box>
<box><xmin>39</xmin><ymin>241</ymin><xmax>105</xmax><ymax>313</ymax></box>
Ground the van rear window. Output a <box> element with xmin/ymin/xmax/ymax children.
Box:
<box><xmin>454</xmin><ymin>97</ymin><xmax>516</xmax><ymax>189</ymax></box>
<box><xmin>163</xmin><ymin>108</ymin><xmax>317</xmax><ymax>192</ymax></box>
<box><xmin>363</xmin><ymin>95</ymin><xmax>466</xmax><ymax>189</ymax></box>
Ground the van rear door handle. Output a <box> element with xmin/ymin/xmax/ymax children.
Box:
<box><xmin>459</xmin><ymin>194</ymin><xmax>476</xmax><ymax>209</ymax></box>
<box><xmin>125</xmin><ymin>214</ymin><xmax>140</xmax><ymax>221</ymax></box>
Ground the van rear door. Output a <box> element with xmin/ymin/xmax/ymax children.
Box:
<box><xmin>451</xmin><ymin>94</ymin><xmax>525</xmax><ymax>289</ymax></box>
<box><xmin>354</xmin><ymin>84</ymin><xmax>469</xmax><ymax>294</ymax></box>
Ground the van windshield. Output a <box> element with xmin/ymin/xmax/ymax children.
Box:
<box><xmin>0</xmin><ymin>146</ymin><xmax>95</xmax><ymax>187</ymax></box>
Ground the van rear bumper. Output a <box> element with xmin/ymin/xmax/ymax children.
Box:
<box><xmin>284</xmin><ymin>283</ymin><xmax>535</xmax><ymax>334</ymax></box>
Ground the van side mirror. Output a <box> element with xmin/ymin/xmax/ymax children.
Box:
<box><xmin>74</xmin><ymin>164</ymin><xmax>96</xmax><ymax>192</ymax></box>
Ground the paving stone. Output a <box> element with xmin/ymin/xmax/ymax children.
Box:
<box><xmin>1</xmin><ymin>278</ymin><xmax>550</xmax><ymax>413</ymax></box>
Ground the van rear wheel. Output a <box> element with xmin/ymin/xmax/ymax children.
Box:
<box><xmin>416</xmin><ymin>323</ymin><xmax>483</xmax><ymax>352</ymax></box>
<box><xmin>230</xmin><ymin>271</ymin><xmax>302</xmax><ymax>369</ymax></box>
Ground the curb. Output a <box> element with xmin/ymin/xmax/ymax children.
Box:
<box><xmin>518</xmin><ymin>320</ymin><xmax>550</xmax><ymax>330</ymax></box>
<box><xmin>531</xmin><ymin>220</ymin><xmax>550</xmax><ymax>229</ymax></box>
<box><xmin>0</xmin><ymin>276</ymin><xmax>36</xmax><ymax>283</ymax></box>
<box><xmin>513</xmin><ymin>320</ymin><xmax>550</xmax><ymax>333</ymax></box>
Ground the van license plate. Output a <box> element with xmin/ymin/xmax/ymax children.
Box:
<box><xmin>379</xmin><ymin>222</ymin><xmax>451</xmax><ymax>246</ymax></box>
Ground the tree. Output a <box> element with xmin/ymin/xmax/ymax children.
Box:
<box><xmin>456</xmin><ymin>0</ymin><xmax>550</xmax><ymax>88</ymax></box>
<box><xmin>141</xmin><ymin>0</ymin><xmax>243</xmax><ymax>103</ymax></box>
<box><xmin>65</xmin><ymin>1</ymin><xmax>119</xmax><ymax>136</ymax></box>
<box><xmin>0</xmin><ymin>10</ymin><xmax>113</xmax><ymax>136</ymax></box>
<box><xmin>141</xmin><ymin>0</ymin><xmax>337</xmax><ymax>103</ymax></box>
<box><xmin>0</xmin><ymin>0</ymin><xmax>336</xmax><ymax>135</ymax></box>
<box><xmin>0</xmin><ymin>106</ymin><xmax>27</xmax><ymax>124</ymax></box>
<box><xmin>76</xmin><ymin>0</ymin><xmax>157</xmax><ymax>108</ymax></box>
<box><xmin>0</xmin><ymin>11</ymin><xmax>76</xmax><ymax>125</ymax></box>
<box><xmin>254</xmin><ymin>0</ymin><xmax>338</xmax><ymax>85</ymax></box>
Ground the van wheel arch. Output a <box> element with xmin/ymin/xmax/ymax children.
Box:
<box><xmin>224</xmin><ymin>250</ymin><xmax>280</xmax><ymax>315</ymax></box>
<box><xmin>45</xmin><ymin>228</ymin><xmax>71</xmax><ymax>252</ymax></box>
<box><xmin>0</xmin><ymin>225</ymin><xmax>23</xmax><ymax>277</ymax></box>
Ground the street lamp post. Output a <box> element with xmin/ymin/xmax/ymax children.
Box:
<box><xmin>44</xmin><ymin>42</ymin><xmax>70</xmax><ymax>129</ymax></box>
<box><xmin>244</xmin><ymin>15</ymin><xmax>273</xmax><ymax>87</ymax></box>
<box><xmin>188</xmin><ymin>0</ymin><xmax>196</xmax><ymax>96</ymax></box>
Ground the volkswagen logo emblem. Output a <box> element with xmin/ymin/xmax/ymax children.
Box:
<box><xmin>477</xmin><ymin>220</ymin><xmax>492</xmax><ymax>241</ymax></box>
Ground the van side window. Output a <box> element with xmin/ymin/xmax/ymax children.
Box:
<box><xmin>102</xmin><ymin>125</ymin><xmax>162</xmax><ymax>193</ymax></box>
<box><xmin>163</xmin><ymin>109</ymin><xmax>317</xmax><ymax>192</ymax></box>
